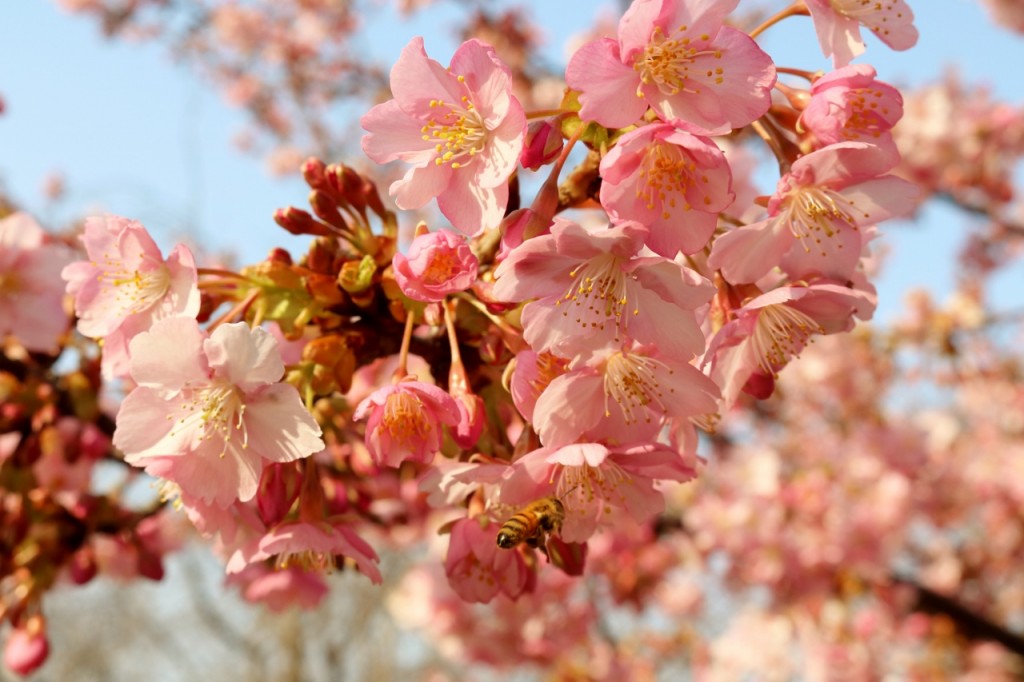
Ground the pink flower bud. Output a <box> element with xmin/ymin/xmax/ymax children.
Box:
<box><xmin>4</xmin><ymin>626</ymin><xmax>49</xmax><ymax>677</ymax></box>
<box><xmin>520</xmin><ymin>120</ymin><xmax>563</xmax><ymax>170</ymax></box>
<box><xmin>392</xmin><ymin>230</ymin><xmax>479</xmax><ymax>303</ymax></box>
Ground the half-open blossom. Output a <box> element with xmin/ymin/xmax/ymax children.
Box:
<box><xmin>806</xmin><ymin>0</ymin><xmax>918</xmax><ymax>68</ymax></box>
<box><xmin>113</xmin><ymin>318</ymin><xmax>324</xmax><ymax>508</ymax></box>
<box><xmin>565</xmin><ymin>0</ymin><xmax>775</xmax><ymax>133</ymax></box>
<box><xmin>493</xmin><ymin>218</ymin><xmax>713</xmax><ymax>362</ymax></box>
<box><xmin>227</xmin><ymin>518</ymin><xmax>382</xmax><ymax>585</ymax></box>
<box><xmin>361</xmin><ymin>37</ymin><xmax>526</xmax><ymax>235</ymax></box>
<box><xmin>532</xmin><ymin>343</ymin><xmax>720</xmax><ymax>447</ymax></box>
<box><xmin>600</xmin><ymin>123</ymin><xmax>734</xmax><ymax>256</ymax></box>
<box><xmin>800</xmin><ymin>65</ymin><xmax>903</xmax><ymax>151</ymax></box>
<box><xmin>703</xmin><ymin>279</ymin><xmax>876</xmax><ymax>406</ymax></box>
<box><xmin>392</xmin><ymin>229</ymin><xmax>478</xmax><ymax>302</ymax></box>
<box><xmin>707</xmin><ymin>142</ymin><xmax>918</xmax><ymax>284</ymax></box>
<box><xmin>0</xmin><ymin>212</ymin><xmax>72</xmax><ymax>353</ymax></box>
<box><xmin>61</xmin><ymin>214</ymin><xmax>199</xmax><ymax>378</ymax></box>
<box><xmin>353</xmin><ymin>380</ymin><xmax>460</xmax><ymax>468</ymax></box>
<box><xmin>500</xmin><ymin>442</ymin><xmax>698</xmax><ymax>543</ymax></box>
<box><xmin>445</xmin><ymin>516</ymin><xmax>529</xmax><ymax>603</ymax></box>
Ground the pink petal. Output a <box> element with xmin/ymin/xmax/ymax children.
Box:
<box><xmin>205</xmin><ymin>323</ymin><xmax>284</xmax><ymax>390</ymax></box>
<box><xmin>129</xmin><ymin>317</ymin><xmax>210</xmax><ymax>390</ymax></box>
<box><xmin>243</xmin><ymin>384</ymin><xmax>324</xmax><ymax>462</ymax></box>
<box><xmin>566</xmin><ymin>39</ymin><xmax>648</xmax><ymax>129</ymax></box>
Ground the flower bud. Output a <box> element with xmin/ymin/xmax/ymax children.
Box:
<box><xmin>520</xmin><ymin>120</ymin><xmax>563</xmax><ymax>171</ymax></box>
<box><xmin>393</xmin><ymin>230</ymin><xmax>478</xmax><ymax>303</ymax></box>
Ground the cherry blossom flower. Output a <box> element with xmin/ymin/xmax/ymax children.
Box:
<box><xmin>501</xmin><ymin>442</ymin><xmax>698</xmax><ymax>543</ymax></box>
<box><xmin>61</xmin><ymin>214</ymin><xmax>200</xmax><ymax>378</ymax></box>
<box><xmin>445</xmin><ymin>516</ymin><xmax>530</xmax><ymax>603</ymax></box>
<box><xmin>707</xmin><ymin>142</ymin><xmax>918</xmax><ymax>284</ymax></box>
<box><xmin>800</xmin><ymin>65</ymin><xmax>903</xmax><ymax>150</ymax></box>
<box><xmin>361</xmin><ymin>37</ymin><xmax>526</xmax><ymax>235</ymax></box>
<box><xmin>228</xmin><ymin>564</ymin><xmax>330</xmax><ymax>612</ymax></box>
<box><xmin>508</xmin><ymin>350</ymin><xmax>570</xmax><ymax>424</ymax></box>
<box><xmin>112</xmin><ymin>318</ymin><xmax>324</xmax><ymax>508</ymax></box>
<box><xmin>565</xmin><ymin>0</ymin><xmax>776</xmax><ymax>134</ymax></box>
<box><xmin>227</xmin><ymin>518</ymin><xmax>382</xmax><ymax>585</ymax></box>
<box><xmin>805</xmin><ymin>0</ymin><xmax>918</xmax><ymax>68</ymax></box>
<box><xmin>392</xmin><ymin>229</ymin><xmax>479</xmax><ymax>302</ymax></box>
<box><xmin>3</xmin><ymin>625</ymin><xmax>49</xmax><ymax>677</ymax></box>
<box><xmin>532</xmin><ymin>343</ymin><xmax>720</xmax><ymax>447</ymax></box>
<box><xmin>353</xmin><ymin>380</ymin><xmax>460</xmax><ymax>468</ymax></box>
<box><xmin>493</xmin><ymin>218</ymin><xmax>713</xmax><ymax>362</ymax></box>
<box><xmin>703</xmin><ymin>279</ymin><xmax>877</xmax><ymax>407</ymax></box>
<box><xmin>600</xmin><ymin>123</ymin><xmax>734</xmax><ymax>256</ymax></box>
<box><xmin>0</xmin><ymin>212</ymin><xmax>72</xmax><ymax>353</ymax></box>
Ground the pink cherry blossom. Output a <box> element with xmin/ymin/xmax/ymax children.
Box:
<box><xmin>493</xmin><ymin>218</ymin><xmax>713</xmax><ymax>362</ymax></box>
<box><xmin>227</xmin><ymin>518</ymin><xmax>382</xmax><ymax>585</ymax></box>
<box><xmin>707</xmin><ymin>142</ymin><xmax>918</xmax><ymax>284</ymax></box>
<box><xmin>112</xmin><ymin>318</ymin><xmax>324</xmax><ymax>508</ymax></box>
<box><xmin>565</xmin><ymin>0</ymin><xmax>776</xmax><ymax>134</ymax></box>
<box><xmin>61</xmin><ymin>214</ymin><xmax>200</xmax><ymax>378</ymax></box>
<box><xmin>600</xmin><ymin>123</ymin><xmax>734</xmax><ymax>256</ymax></box>
<box><xmin>228</xmin><ymin>564</ymin><xmax>330</xmax><ymax>612</ymax></box>
<box><xmin>3</xmin><ymin>625</ymin><xmax>49</xmax><ymax>677</ymax></box>
<box><xmin>353</xmin><ymin>380</ymin><xmax>460</xmax><ymax>467</ymax></box>
<box><xmin>801</xmin><ymin>65</ymin><xmax>903</xmax><ymax>150</ymax></box>
<box><xmin>703</xmin><ymin>279</ymin><xmax>877</xmax><ymax>407</ymax></box>
<box><xmin>500</xmin><ymin>442</ymin><xmax>698</xmax><ymax>543</ymax></box>
<box><xmin>361</xmin><ymin>37</ymin><xmax>526</xmax><ymax>235</ymax></box>
<box><xmin>392</xmin><ymin>229</ymin><xmax>479</xmax><ymax>302</ymax></box>
<box><xmin>532</xmin><ymin>343</ymin><xmax>720</xmax><ymax>448</ymax></box>
<box><xmin>445</xmin><ymin>516</ymin><xmax>529</xmax><ymax>603</ymax></box>
<box><xmin>805</xmin><ymin>0</ymin><xmax>918</xmax><ymax>68</ymax></box>
<box><xmin>509</xmin><ymin>350</ymin><xmax>569</xmax><ymax>424</ymax></box>
<box><xmin>0</xmin><ymin>212</ymin><xmax>72</xmax><ymax>353</ymax></box>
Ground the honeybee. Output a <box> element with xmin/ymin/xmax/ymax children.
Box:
<box><xmin>496</xmin><ymin>494</ymin><xmax>568</xmax><ymax>550</ymax></box>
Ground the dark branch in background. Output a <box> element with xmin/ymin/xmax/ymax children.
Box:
<box><xmin>891</xmin><ymin>574</ymin><xmax>1024</xmax><ymax>658</ymax></box>
<box><xmin>939</xmin><ymin>191</ymin><xmax>1024</xmax><ymax>237</ymax></box>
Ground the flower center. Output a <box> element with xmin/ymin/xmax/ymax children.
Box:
<box><xmin>556</xmin><ymin>253</ymin><xmax>635</xmax><ymax>339</ymax></box>
<box><xmin>750</xmin><ymin>303</ymin><xmax>824</xmax><ymax>373</ymax></box>
<box><xmin>602</xmin><ymin>351</ymin><xmax>671</xmax><ymax>425</ymax></box>
<box><xmin>422</xmin><ymin>250</ymin><xmax>461</xmax><ymax>285</ymax></box>
<box><xmin>783</xmin><ymin>186</ymin><xmax>862</xmax><ymax>255</ymax></box>
<box><xmin>637</xmin><ymin>142</ymin><xmax>705</xmax><ymax>219</ymax></box>
<box><xmin>634</xmin><ymin>25</ymin><xmax>722</xmax><ymax>97</ymax></box>
<box><xmin>96</xmin><ymin>254</ymin><xmax>172</xmax><ymax>317</ymax></box>
<box><xmin>382</xmin><ymin>390</ymin><xmax>433</xmax><ymax>448</ymax></box>
<box><xmin>559</xmin><ymin>460</ymin><xmax>629</xmax><ymax>515</ymax></box>
<box><xmin>842</xmin><ymin>87</ymin><xmax>893</xmax><ymax>140</ymax></box>
<box><xmin>171</xmin><ymin>381</ymin><xmax>248</xmax><ymax>457</ymax></box>
<box><xmin>421</xmin><ymin>76</ymin><xmax>487</xmax><ymax>171</ymax></box>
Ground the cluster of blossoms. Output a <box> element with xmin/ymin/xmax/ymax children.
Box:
<box><xmin>0</xmin><ymin>0</ymin><xmax>963</xmax><ymax>676</ymax></box>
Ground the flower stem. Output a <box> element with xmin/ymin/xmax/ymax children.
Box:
<box><xmin>748</xmin><ymin>1</ymin><xmax>808</xmax><ymax>40</ymax></box>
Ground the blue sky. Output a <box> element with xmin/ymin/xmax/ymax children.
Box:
<box><xmin>1</xmin><ymin>0</ymin><xmax>1022</xmax><ymax>321</ymax></box>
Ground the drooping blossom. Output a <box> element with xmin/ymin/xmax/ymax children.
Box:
<box><xmin>353</xmin><ymin>380</ymin><xmax>460</xmax><ymax>468</ymax></box>
<box><xmin>61</xmin><ymin>214</ymin><xmax>200</xmax><ymax>378</ymax></box>
<box><xmin>800</xmin><ymin>65</ymin><xmax>903</xmax><ymax>151</ymax></box>
<box><xmin>532</xmin><ymin>343</ymin><xmax>720</xmax><ymax>447</ymax></box>
<box><xmin>392</xmin><ymin>229</ymin><xmax>479</xmax><ymax>302</ymax></box>
<box><xmin>227</xmin><ymin>564</ymin><xmax>330</xmax><ymax>612</ymax></box>
<box><xmin>805</xmin><ymin>0</ymin><xmax>918</xmax><ymax>68</ymax></box>
<box><xmin>565</xmin><ymin>0</ymin><xmax>776</xmax><ymax>134</ymax></box>
<box><xmin>361</xmin><ymin>37</ymin><xmax>526</xmax><ymax>234</ymax></box>
<box><xmin>227</xmin><ymin>518</ymin><xmax>382</xmax><ymax>585</ymax></box>
<box><xmin>500</xmin><ymin>442</ymin><xmax>698</xmax><ymax>543</ymax></box>
<box><xmin>707</xmin><ymin>142</ymin><xmax>918</xmax><ymax>284</ymax></box>
<box><xmin>113</xmin><ymin>318</ymin><xmax>324</xmax><ymax>508</ymax></box>
<box><xmin>445</xmin><ymin>516</ymin><xmax>530</xmax><ymax>603</ymax></box>
<box><xmin>703</xmin><ymin>279</ymin><xmax>877</xmax><ymax>407</ymax></box>
<box><xmin>493</xmin><ymin>218</ymin><xmax>713</xmax><ymax>362</ymax></box>
<box><xmin>0</xmin><ymin>212</ymin><xmax>72</xmax><ymax>353</ymax></box>
<box><xmin>599</xmin><ymin>123</ymin><xmax>734</xmax><ymax>256</ymax></box>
